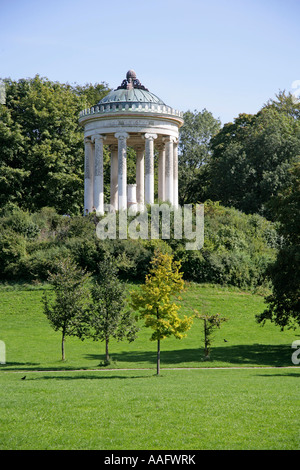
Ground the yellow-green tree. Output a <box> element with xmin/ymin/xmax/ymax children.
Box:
<box><xmin>130</xmin><ymin>250</ymin><xmax>193</xmax><ymax>375</ymax></box>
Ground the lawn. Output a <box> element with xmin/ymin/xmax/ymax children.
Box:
<box><xmin>0</xmin><ymin>282</ymin><xmax>298</xmax><ymax>370</ymax></box>
<box><xmin>0</xmin><ymin>368</ymin><xmax>299</xmax><ymax>450</ymax></box>
<box><xmin>0</xmin><ymin>282</ymin><xmax>299</xmax><ymax>450</ymax></box>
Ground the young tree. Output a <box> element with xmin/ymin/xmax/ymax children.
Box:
<box><xmin>194</xmin><ymin>312</ymin><xmax>227</xmax><ymax>359</ymax></box>
<box><xmin>42</xmin><ymin>257</ymin><xmax>91</xmax><ymax>360</ymax></box>
<box><xmin>130</xmin><ymin>250</ymin><xmax>193</xmax><ymax>375</ymax></box>
<box><xmin>88</xmin><ymin>254</ymin><xmax>139</xmax><ymax>364</ymax></box>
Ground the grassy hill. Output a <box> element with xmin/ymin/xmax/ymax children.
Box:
<box><xmin>0</xmin><ymin>282</ymin><xmax>297</xmax><ymax>371</ymax></box>
<box><xmin>0</xmin><ymin>282</ymin><xmax>299</xmax><ymax>450</ymax></box>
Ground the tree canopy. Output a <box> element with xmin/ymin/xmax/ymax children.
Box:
<box><xmin>178</xmin><ymin>108</ymin><xmax>221</xmax><ymax>204</ymax></box>
<box><xmin>130</xmin><ymin>250</ymin><xmax>193</xmax><ymax>374</ymax></box>
<box><xmin>207</xmin><ymin>93</ymin><xmax>300</xmax><ymax>218</ymax></box>
<box><xmin>88</xmin><ymin>254</ymin><xmax>139</xmax><ymax>363</ymax></box>
<box><xmin>256</xmin><ymin>160</ymin><xmax>300</xmax><ymax>330</ymax></box>
<box><xmin>42</xmin><ymin>257</ymin><xmax>91</xmax><ymax>360</ymax></box>
<box><xmin>0</xmin><ymin>75</ymin><xmax>110</xmax><ymax>215</ymax></box>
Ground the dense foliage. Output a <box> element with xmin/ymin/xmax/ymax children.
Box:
<box><xmin>256</xmin><ymin>161</ymin><xmax>300</xmax><ymax>329</ymax></box>
<box><xmin>0</xmin><ymin>201</ymin><xmax>279</xmax><ymax>290</ymax></box>
<box><xmin>178</xmin><ymin>108</ymin><xmax>221</xmax><ymax>205</ymax></box>
<box><xmin>0</xmin><ymin>76</ymin><xmax>110</xmax><ymax>214</ymax></box>
<box><xmin>207</xmin><ymin>93</ymin><xmax>300</xmax><ymax>217</ymax></box>
<box><xmin>178</xmin><ymin>93</ymin><xmax>300</xmax><ymax>219</ymax></box>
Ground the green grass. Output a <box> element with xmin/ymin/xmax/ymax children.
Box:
<box><xmin>0</xmin><ymin>369</ymin><xmax>299</xmax><ymax>450</ymax></box>
<box><xmin>0</xmin><ymin>282</ymin><xmax>299</xmax><ymax>450</ymax></box>
<box><xmin>0</xmin><ymin>282</ymin><xmax>298</xmax><ymax>371</ymax></box>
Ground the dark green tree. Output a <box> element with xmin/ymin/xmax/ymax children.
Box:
<box><xmin>42</xmin><ymin>257</ymin><xmax>91</xmax><ymax>360</ymax></box>
<box><xmin>178</xmin><ymin>109</ymin><xmax>221</xmax><ymax>204</ymax></box>
<box><xmin>0</xmin><ymin>102</ymin><xmax>29</xmax><ymax>207</ymax></box>
<box><xmin>0</xmin><ymin>76</ymin><xmax>110</xmax><ymax>214</ymax></box>
<box><xmin>208</xmin><ymin>95</ymin><xmax>300</xmax><ymax>217</ymax></box>
<box><xmin>257</xmin><ymin>160</ymin><xmax>300</xmax><ymax>330</ymax></box>
<box><xmin>88</xmin><ymin>254</ymin><xmax>139</xmax><ymax>364</ymax></box>
<box><xmin>73</xmin><ymin>81</ymin><xmax>111</xmax><ymax>109</ymax></box>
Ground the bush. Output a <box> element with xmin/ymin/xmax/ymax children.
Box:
<box><xmin>19</xmin><ymin>245</ymin><xmax>72</xmax><ymax>281</ymax></box>
<box><xmin>0</xmin><ymin>201</ymin><xmax>278</xmax><ymax>289</ymax></box>
<box><xmin>0</xmin><ymin>205</ymin><xmax>40</xmax><ymax>239</ymax></box>
<box><xmin>172</xmin><ymin>201</ymin><xmax>277</xmax><ymax>289</ymax></box>
<box><xmin>0</xmin><ymin>228</ymin><xmax>27</xmax><ymax>279</ymax></box>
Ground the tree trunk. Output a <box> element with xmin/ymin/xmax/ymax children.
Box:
<box><xmin>157</xmin><ymin>338</ymin><xmax>160</xmax><ymax>375</ymax></box>
<box><xmin>61</xmin><ymin>333</ymin><xmax>65</xmax><ymax>361</ymax></box>
<box><xmin>105</xmin><ymin>337</ymin><xmax>110</xmax><ymax>363</ymax></box>
<box><xmin>203</xmin><ymin>319</ymin><xmax>210</xmax><ymax>359</ymax></box>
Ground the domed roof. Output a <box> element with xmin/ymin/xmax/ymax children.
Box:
<box><xmin>79</xmin><ymin>69</ymin><xmax>183</xmax><ymax>123</ymax></box>
<box><xmin>98</xmin><ymin>70</ymin><xmax>166</xmax><ymax>107</ymax></box>
<box><xmin>99</xmin><ymin>87</ymin><xmax>166</xmax><ymax>106</ymax></box>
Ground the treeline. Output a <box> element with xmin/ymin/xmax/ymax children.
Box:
<box><xmin>1</xmin><ymin>76</ymin><xmax>300</xmax><ymax>219</ymax></box>
<box><xmin>178</xmin><ymin>94</ymin><xmax>300</xmax><ymax>219</ymax></box>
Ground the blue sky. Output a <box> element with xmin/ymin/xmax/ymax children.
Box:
<box><xmin>1</xmin><ymin>0</ymin><xmax>299</xmax><ymax>124</ymax></box>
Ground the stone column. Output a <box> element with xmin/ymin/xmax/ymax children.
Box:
<box><xmin>144</xmin><ymin>133</ymin><xmax>157</xmax><ymax>205</ymax></box>
<box><xmin>164</xmin><ymin>136</ymin><xmax>175</xmax><ymax>205</ymax></box>
<box><xmin>84</xmin><ymin>137</ymin><xmax>94</xmax><ymax>214</ymax></box>
<box><xmin>92</xmin><ymin>134</ymin><xmax>105</xmax><ymax>215</ymax></box>
<box><xmin>110</xmin><ymin>145</ymin><xmax>118</xmax><ymax>211</ymax></box>
<box><xmin>115</xmin><ymin>132</ymin><xmax>128</xmax><ymax>211</ymax></box>
<box><xmin>127</xmin><ymin>184</ymin><xmax>138</xmax><ymax>214</ymax></box>
<box><xmin>136</xmin><ymin>146</ymin><xmax>144</xmax><ymax>211</ymax></box>
<box><xmin>173</xmin><ymin>139</ymin><xmax>178</xmax><ymax>208</ymax></box>
<box><xmin>158</xmin><ymin>143</ymin><xmax>166</xmax><ymax>202</ymax></box>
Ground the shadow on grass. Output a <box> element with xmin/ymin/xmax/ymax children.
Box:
<box><xmin>256</xmin><ymin>372</ymin><xmax>300</xmax><ymax>378</ymax></box>
<box><xmin>30</xmin><ymin>374</ymin><xmax>153</xmax><ymax>381</ymax></box>
<box><xmin>86</xmin><ymin>343</ymin><xmax>294</xmax><ymax>368</ymax></box>
<box><xmin>0</xmin><ymin>344</ymin><xmax>295</xmax><ymax>372</ymax></box>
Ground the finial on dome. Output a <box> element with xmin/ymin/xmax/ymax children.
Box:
<box><xmin>126</xmin><ymin>70</ymin><xmax>137</xmax><ymax>81</ymax></box>
<box><xmin>116</xmin><ymin>70</ymin><xmax>149</xmax><ymax>91</ymax></box>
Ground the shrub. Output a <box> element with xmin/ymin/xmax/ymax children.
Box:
<box><xmin>0</xmin><ymin>228</ymin><xmax>27</xmax><ymax>279</ymax></box>
<box><xmin>0</xmin><ymin>201</ymin><xmax>278</xmax><ymax>288</ymax></box>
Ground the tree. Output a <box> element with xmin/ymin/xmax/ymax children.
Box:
<box><xmin>72</xmin><ymin>82</ymin><xmax>111</xmax><ymax>109</ymax></box>
<box><xmin>178</xmin><ymin>109</ymin><xmax>221</xmax><ymax>204</ymax></box>
<box><xmin>130</xmin><ymin>250</ymin><xmax>193</xmax><ymax>375</ymax></box>
<box><xmin>0</xmin><ymin>103</ymin><xmax>28</xmax><ymax>207</ymax></box>
<box><xmin>88</xmin><ymin>254</ymin><xmax>139</xmax><ymax>364</ymax></box>
<box><xmin>42</xmin><ymin>257</ymin><xmax>91</xmax><ymax>360</ymax></box>
<box><xmin>208</xmin><ymin>96</ymin><xmax>300</xmax><ymax>217</ymax></box>
<box><xmin>0</xmin><ymin>76</ymin><xmax>110</xmax><ymax>214</ymax></box>
<box><xmin>194</xmin><ymin>311</ymin><xmax>227</xmax><ymax>359</ymax></box>
<box><xmin>256</xmin><ymin>160</ymin><xmax>300</xmax><ymax>330</ymax></box>
<box><xmin>265</xmin><ymin>90</ymin><xmax>300</xmax><ymax>120</ymax></box>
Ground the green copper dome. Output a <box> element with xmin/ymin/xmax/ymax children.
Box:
<box><xmin>79</xmin><ymin>70</ymin><xmax>184</xmax><ymax>121</ymax></box>
<box><xmin>98</xmin><ymin>70</ymin><xmax>166</xmax><ymax>106</ymax></box>
<box><xmin>99</xmin><ymin>87</ymin><xmax>165</xmax><ymax>106</ymax></box>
